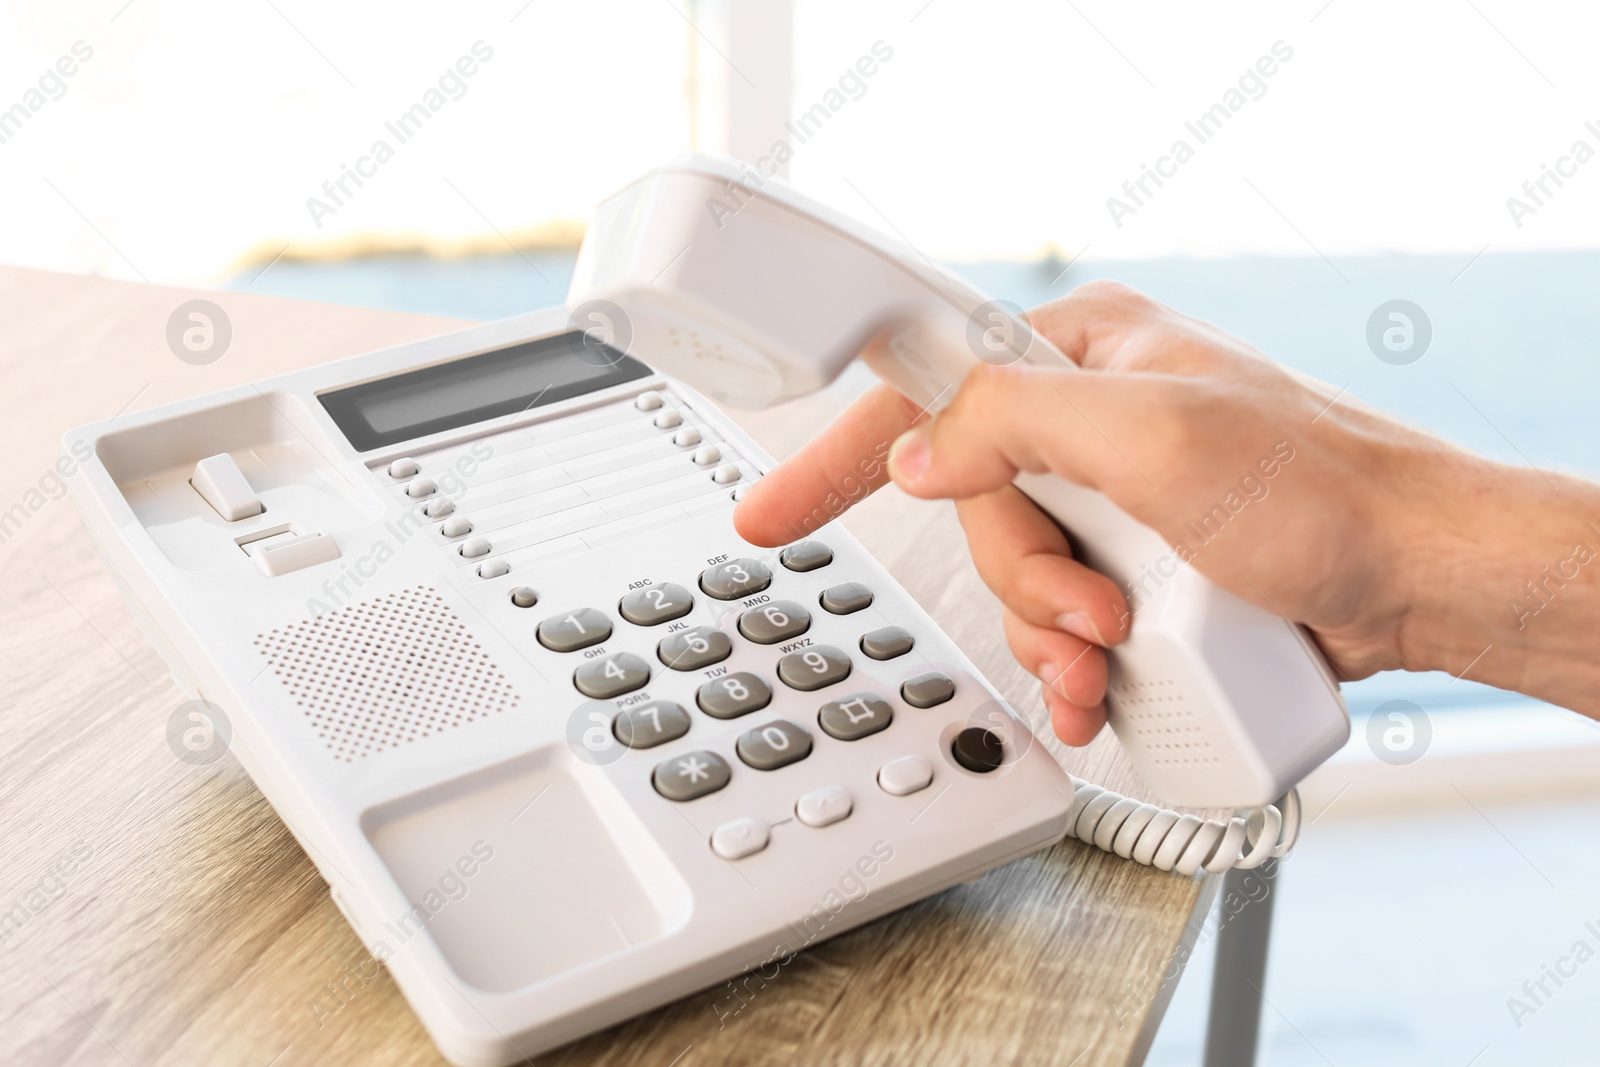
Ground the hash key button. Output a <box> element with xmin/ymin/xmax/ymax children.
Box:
<box><xmin>697</xmin><ymin>672</ymin><xmax>774</xmax><ymax>719</ymax></box>
<box><xmin>737</xmin><ymin>600</ymin><xmax>811</xmax><ymax>644</ymax></box>
<box><xmin>818</xmin><ymin>692</ymin><xmax>894</xmax><ymax>742</ymax></box>
<box><xmin>901</xmin><ymin>671</ymin><xmax>956</xmax><ymax>709</ymax></box>
<box><xmin>700</xmin><ymin>558</ymin><xmax>772</xmax><ymax>600</ymax></box>
<box><xmin>538</xmin><ymin>607</ymin><xmax>612</xmax><ymax>652</ymax></box>
<box><xmin>736</xmin><ymin>719</ymin><xmax>813</xmax><ymax>770</ymax></box>
<box><xmin>620</xmin><ymin>582</ymin><xmax>694</xmax><ymax>626</ymax></box>
<box><xmin>820</xmin><ymin>583</ymin><xmax>873</xmax><ymax>614</ymax></box>
<box><xmin>574</xmin><ymin>652</ymin><xmax>651</xmax><ymax>699</ymax></box>
<box><xmin>860</xmin><ymin>626</ymin><xmax>914</xmax><ymax>660</ymax></box>
<box><xmin>652</xmin><ymin>750</ymin><xmax>732</xmax><ymax>802</ymax></box>
<box><xmin>658</xmin><ymin>626</ymin><xmax>732</xmax><ymax>671</ymax></box>
<box><xmin>776</xmin><ymin>645</ymin><xmax>852</xmax><ymax>691</ymax></box>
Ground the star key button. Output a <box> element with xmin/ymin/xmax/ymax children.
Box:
<box><xmin>652</xmin><ymin>750</ymin><xmax>732</xmax><ymax>802</ymax></box>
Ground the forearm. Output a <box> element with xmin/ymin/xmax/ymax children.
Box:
<box><xmin>1396</xmin><ymin>451</ymin><xmax>1600</xmax><ymax>715</ymax></box>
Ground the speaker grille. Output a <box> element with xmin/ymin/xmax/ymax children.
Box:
<box><xmin>254</xmin><ymin>585</ymin><xmax>518</xmax><ymax>761</ymax></box>
<box><xmin>1108</xmin><ymin>678</ymin><xmax>1220</xmax><ymax>767</ymax></box>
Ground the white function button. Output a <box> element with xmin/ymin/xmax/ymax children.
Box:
<box><xmin>711</xmin><ymin>817</ymin><xmax>770</xmax><ymax>860</ymax></box>
<box><xmin>387</xmin><ymin>458</ymin><xmax>419</xmax><ymax>479</ymax></box>
<box><xmin>878</xmin><ymin>755</ymin><xmax>933</xmax><ymax>797</ymax></box>
<box><xmin>423</xmin><ymin>497</ymin><xmax>454</xmax><ymax>518</ymax></box>
<box><xmin>405</xmin><ymin>477</ymin><xmax>436</xmax><ymax>499</ymax></box>
<box><xmin>673</xmin><ymin>427</ymin><xmax>702</xmax><ymax>448</ymax></box>
<box><xmin>693</xmin><ymin>445</ymin><xmax>721</xmax><ymax>467</ymax></box>
<box><xmin>712</xmin><ymin>464</ymin><xmax>741</xmax><ymax>485</ymax></box>
<box><xmin>477</xmin><ymin>559</ymin><xmax>509</xmax><ymax>579</ymax></box>
<box><xmin>732</xmin><ymin>485</ymin><xmax>749</xmax><ymax>501</ymax></box>
<box><xmin>440</xmin><ymin>516</ymin><xmax>473</xmax><ymax>538</ymax></box>
<box><xmin>653</xmin><ymin>410</ymin><xmax>682</xmax><ymax>429</ymax></box>
<box><xmin>796</xmin><ymin>786</ymin><xmax>853</xmax><ymax>828</ymax></box>
<box><xmin>459</xmin><ymin>536</ymin><xmax>491</xmax><ymax>558</ymax></box>
<box><xmin>191</xmin><ymin>453</ymin><xmax>263</xmax><ymax>522</ymax></box>
<box><xmin>635</xmin><ymin>391</ymin><xmax>664</xmax><ymax>411</ymax></box>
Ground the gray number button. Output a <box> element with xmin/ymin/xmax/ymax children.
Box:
<box><xmin>737</xmin><ymin>600</ymin><xmax>811</xmax><ymax>644</ymax></box>
<box><xmin>538</xmin><ymin>608</ymin><xmax>612</xmax><ymax>652</ymax></box>
<box><xmin>818</xmin><ymin>692</ymin><xmax>894</xmax><ymax>741</ymax></box>
<box><xmin>736</xmin><ymin>719</ymin><xmax>813</xmax><ymax>770</ymax></box>
<box><xmin>696</xmin><ymin>672</ymin><xmax>773</xmax><ymax>719</ymax></box>
<box><xmin>652</xmin><ymin>750</ymin><xmax>732</xmax><ymax>802</ymax></box>
<box><xmin>901</xmin><ymin>671</ymin><xmax>955</xmax><ymax>708</ymax></box>
<box><xmin>658</xmin><ymin>626</ymin><xmax>733</xmax><ymax>671</ymax></box>
<box><xmin>574</xmin><ymin>652</ymin><xmax>651</xmax><ymax>699</ymax></box>
<box><xmin>619</xmin><ymin>582</ymin><xmax>694</xmax><ymax>626</ymax></box>
<box><xmin>613</xmin><ymin>701</ymin><xmax>691</xmax><ymax>749</ymax></box>
<box><xmin>860</xmin><ymin>626</ymin><xmax>914</xmax><ymax>660</ymax></box>
<box><xmin>780</xmin><ymin>541</ymin><xmax>833</xmax><ymax>572</ymax></box>
<box><xmin>700</xmin><ymin>558</ymin><xmax>772</xmax><ymax>600</ymax></box>
<box><xmin>820</xmin><ymin>583</ymin><xmax>874</xmax><ymax>615</ymax></box>
<box><xmin>776</xmin><ymin>644</ymin><xmax>852</xmax><ymax>691</ymax></box>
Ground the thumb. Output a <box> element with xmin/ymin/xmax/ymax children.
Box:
<box><xmin>886</xmin><ymin>362</ymin><xmax>1170</xmax><ymax>504</ymax></box>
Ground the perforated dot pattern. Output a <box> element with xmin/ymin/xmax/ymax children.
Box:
<box><xmin>254</xmin><ymin>586</ymin><xmax>518</xmax><ymax>761</ymax></box>
<box><xmin>1108</xmin><ymin>678</ymin><xmax>1219</xmax><ymax>767</ymax></box>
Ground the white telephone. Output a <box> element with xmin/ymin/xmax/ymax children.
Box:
<box><xmin>568</xmin><ymin>154</ymin><xmax>1350</xmax><ymax>811</ymax></box>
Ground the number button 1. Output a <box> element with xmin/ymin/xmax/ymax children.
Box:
<box><xmin>696</xmin><ymin>671</ymin><xmax>773</xmax><ymax>719</ymax></box>
<box><xmin>776</xmin><ymin>644</ymin><xmax>852</xmax><ymax>691</ymax></box>
<box><xmin>619</xmin><ymin>582</ymin><xmax>694</xmax><ymax>626</ymax></box>
<box><xmin>735</xmin><ymin>719</ymin><xmax>813</xmax><ymax>770</ymax></box>
<box><xmin>613</xmin><ymin>701</ymin><xmax>692</xmax><ymax>749</ymax></box>
<box><xmin>537</xmin><ymin>607</ymin><xmax>612</xmax><ymax>652</ymax></box>
<box><xmin>736</xmin><ymin>600</ymin><xmax>811</xmax><ymax>644</ymax></box>
<box><xmin>699</xmin><ymin>558</ymin><xmax>772</xmax><ymax>600</ymax></box>
<box><xmin>574</xmin><ymin>652</ymin><xmax>651</xmax><ymax>699</ymax></box>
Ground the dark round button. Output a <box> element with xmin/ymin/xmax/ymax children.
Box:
<box><xmin>951</xmin><ymin>727</ymin><xmax>1004</xmax><ymax>773</ymax></box>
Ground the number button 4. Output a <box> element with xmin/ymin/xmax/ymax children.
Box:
<box><xmin>573</xmin><ymin>652</ymin><xmax>651</xmax><ymax>699</ymax></box>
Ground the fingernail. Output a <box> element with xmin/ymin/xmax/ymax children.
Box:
<box><xmin>888</xmin><ymin>428</ymin><xmax>930</xmax><ymax>483</ymax></box>
<box><xmin>1039</xmin><ymin>661</ymin><xmax>1066</xmax><ymax>697</ymax></box>
<box><xmin>1056</xmin><ymin>611</ymin><xmax>1105</xmax><ymax>646</ymax></box>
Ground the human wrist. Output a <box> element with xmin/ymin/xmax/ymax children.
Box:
<box><xmin>1393</xmin><ymin>449</ymin><xmax>1600</xmax><ymax>711</ymax></box>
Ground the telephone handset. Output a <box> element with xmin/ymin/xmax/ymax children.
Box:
<box><xmin>568</xmin><ymin>154</ymin><xmax>1349</xmax><ymax>813</ymax></box>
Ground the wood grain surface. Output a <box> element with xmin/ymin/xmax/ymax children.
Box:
<box><xmin>0</xmin><ymin>267</ymin><xmax>1215</xmax><ymax>1067</ymax></box>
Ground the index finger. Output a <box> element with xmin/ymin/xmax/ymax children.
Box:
<box><xmin>733</xmin><ymin>381</ymin><xmax>922</xmax><ymax>547</ymax></box>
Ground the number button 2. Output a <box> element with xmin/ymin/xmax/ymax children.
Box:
<box><xmin>619</xmin><ymin>582</ymin><xmax>695</xmax><ymax>626</ymax></box>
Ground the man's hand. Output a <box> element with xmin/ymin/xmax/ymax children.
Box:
<box><xmin>735</xmin><ymin>281</ymin><xmax>1600</xmax><ymax>741</ymax></box>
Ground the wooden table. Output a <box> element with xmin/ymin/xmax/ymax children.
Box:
<box><xmin>0</xmin><ymin>267</ymin><xmax>1215</xmax><ymax>1067</ymax></box>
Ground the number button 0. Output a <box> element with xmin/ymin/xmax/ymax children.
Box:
<box><xmin>613</xmin><ymin>701</ymin><xmax>692</xmax><ymax>749</ymax></box>
<box><xmin>658</xmin><ymin>626</ymin><xmax>733</xmax><ymax>671</ymax></box>
<box><xmin>696</xmin><ymin>671</ymin><xmax>773</xmax><ymax>719</ymax></box>
<box><xmin>619</xmin><ymin>582</ymin><xmax>694</xmax><ymax>626</ymax></box>
<box><xmin>776</xmin><ymin>644</ymin><xmax>852</xmax><ymax>692</ymax></box>
<box><xmin>736</xmin><ymin>600</ymin><xmax>811</xmax><ymax>644</ymax></box>
<box><xmin>537</xmin><ymin>607</ymin><xmax>612</xmax><ymax>652</ymax></box>
<box><xmin>735</xmin><ymin>719</ymin><xmax>813</xmax><ymax>770</ymax></box>
<box><xmin>573</xmin><ymin>652</ymin><xmax>651</xmax><ymax>699</ymax></box>
<box><xmin>818</xmin><ymin>692</ymin><xmax>894</xmax><ymax>741</ymax></box>
<box><xmin>699</xmin><ymin>558</ymin><xmax>772</xmax><ymax>600</ymax></box>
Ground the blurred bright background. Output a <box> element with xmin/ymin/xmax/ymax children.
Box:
<box><xmin>6</xmin><ymin>1</ymin><xmax>1600</xmax><ymax>1063</ymax></box>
